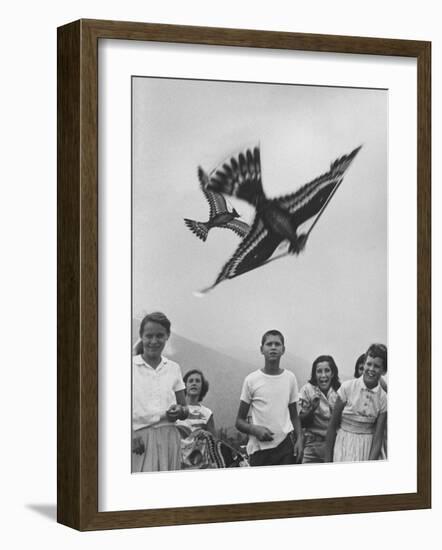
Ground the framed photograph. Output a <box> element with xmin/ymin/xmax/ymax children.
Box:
<box><xmin>57</xmin><ymin>19</ymin><xmax>431</xmax><ymax>530</ymax></box>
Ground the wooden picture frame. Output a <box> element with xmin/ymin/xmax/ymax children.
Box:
<box><xmin>57</xmin><ymin>19</ymin><xmax>431</xmax><ymax>531</ymax></box>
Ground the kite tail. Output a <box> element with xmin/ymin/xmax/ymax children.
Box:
<box><xmin>184</xmin><ymin>218</ymin><xmax>209</xmax><ymax>241</ymax></box>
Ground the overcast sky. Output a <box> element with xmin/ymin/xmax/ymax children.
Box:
<box><xmin>132</xmin><ymin>77</ymin><xmax>387</xmax><ymax>381</ymax></box>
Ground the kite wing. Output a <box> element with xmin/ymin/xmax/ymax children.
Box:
<box><xmin>195</xmin><ymin>145</ymin><xmax>362</xmax><ymax>294</ymax></box>
<box><xmin>223</xmin><ymin>219</ymin><xmax>250</xmax><ymax>238</ymax></box>
<box><xmin>202</xmin><ymin>146</ymin><xmax>264</xmax><ymax>207</ymax></box>
<box><xmin>276</xmin><ymin>145</ymin><xmax>362</xmax><ymax>227</ymax></box>
<box><xmin>201</xmin><ymin>215</ymin><xmax>282</xmax><ymax>292</ymax></box>
<box><xmin>197</xmin><ymin>170</ymin><xmax>231</xmax><ymax>218</ymax></box>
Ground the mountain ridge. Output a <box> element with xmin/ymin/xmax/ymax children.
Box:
<box><xmin>133</xmin><ymin>320</ymin><xmax>312</xmax><ymax>430</ymax></box>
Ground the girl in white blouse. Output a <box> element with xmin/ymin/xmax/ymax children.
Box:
<box><xmin>324</xmin><ymin>344</ymin><xmax>387</xmax><ymax>462</ymax></box>
<box><xmin>132</xmin><ymin>312</ymin><xmax>189</xmax><ymax>472</ymax></box>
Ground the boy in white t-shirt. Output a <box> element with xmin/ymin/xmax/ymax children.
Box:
<box><xmin>235</xmin><ymin>330</ymin><xmax>304</xmax><ymax>466</ymax></box>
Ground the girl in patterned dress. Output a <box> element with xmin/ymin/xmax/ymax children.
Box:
<box><xmin>299</xmin><ymin>355</ymin><xmax>341</xmax><ymax>463</ymax></box>
<box><xmin>325</xmin><ymin>344</ymin><xmax>387</xmax><ymax>462</ymax></box>
<box><xmin>178</xmin><ymin>370</ymin><xmax>248</xmax><ymax>468</ymax></box>
<box><xmin>178</xmin><ymin>370</ymin><xmax>215</xmax><ymax>435</ymax></box>
<box><xmin>354</xmin><ymin>350</ymin><xmax>388</xmax><ymax>459</ymax></box>
<box><xmin>177</xmin><ymin>369</ymin><xmax>216</xmax><ymax>468</ymax></box>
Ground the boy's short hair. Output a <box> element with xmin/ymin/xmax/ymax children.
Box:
<box><xmin>365</xmin><ymin>343</ymin><xmax>387</xmax><ymax>372</ymax></box>
<box><xmin>261</xmin><ymin>329</ymin><xmax>285</xmax><ymax>346</ymax></box>
<box><xmin>139</xmin><ymin>311</ymin><xmax>171</xmax><ymax>336</ymax></box>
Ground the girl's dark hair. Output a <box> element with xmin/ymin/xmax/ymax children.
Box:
<box><xmin>183</xmin><ymin>369</ymin><xmax>209</xmax><ymax>401</ymax></box>
<box><xmin>354</xmin><ymin>353</ymin><xmax>366</xmax><ymax>378</ymax></box>
<box><xmin>308</xmin><ymin>355</ymin><xmax>341</xmax><ymax>390</ymax></box>
<box><xmin>133</xmin><ymin>312</ymin><xmax>171</xmax><ymax>355</ymax></box>
<box><xmin>365</xmin><ymin>343</ymin><xmax>388</xmax><ymax>372</ymax></box>
<box><xmin>261</xmin><ymin>329</ymin><xmax>285</xmax><ymax>346</ymax></box>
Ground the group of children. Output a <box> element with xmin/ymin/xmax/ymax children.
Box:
<box><xmin>132</xmin><ymin>311</ymin><xmax>388</xmax><ymax>472</ymax></box>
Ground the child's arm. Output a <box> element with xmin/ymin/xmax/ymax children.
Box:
<box><xmin>132</xmin><ymin>433</ymin><xmax>145</xmax><ymax>455</ymax></box>
<box><xmin>235</xmin><ymin>400</ymin><xmax>274</xmax><ymax>441</ymax></box>
<box><xmin>206</xmin><ymin>414</ymin><xmax>216</xmax><ymax>436</ymax></box>
<box><xmin>299</xmin><ymin>396</ymin><xmax>321</xmax><ymax>428</ymax></box>
<box><xmin>289</xmin><ymin>403</ymin><xmax>304</xmax><ymax>463</ymax></box>
<box><xmin>369</xmin><ymin>412</ymin><xmax>387</xmax><ymax>460</ymax></box>
<box><xmin>324</xmin><ymin>396</ymin><xmax>345</xmax><ymax>462</ymax></box>
<box><xmin>167</xmin><ymin>390</ymin><xmax>189</xmax><ymax>422</ymax></box>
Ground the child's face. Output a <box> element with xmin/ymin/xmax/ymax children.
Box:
<box><xmin>140</xmin><ymin>321</ymin><xmax>169</xmax><ymax>361</ymax></box>
<box><xmin>186</xmin><ymin>373</ymin><xmax>203</xmax><ymax>400</ymax></box>
<box><xmin>315</xmin><ymin>361</ymin><xmax>333</xmax><ymax>392</ymax></box>
<box><xmin>362</xmin><ymin>354</ymin><xmax>385</xmax><ymax>388</ymax></box>
<box><xmin>261</xmin><ymin>335</ymin><xmax>285</xmax><ymax>361</ymax></box>
<box><xmin>357</xmin><ymin>362</ymin><xmax>365</xmax><ymax>377</ymax></box>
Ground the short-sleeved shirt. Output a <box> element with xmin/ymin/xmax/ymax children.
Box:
<box><xmin>299</xmin><ymin>382</ymin><xmax>338</xmax><ymax>438</ymax></box>
<box><xmin>240</xmin><ymin>369</ymin><xmax>299</xmax><ymax>455</ymax></box>
<box><xmin>132</xmin><ymin>354</ymin><xmax>185</xmax><ymax>431</ymax></box>
<box><xmin>337</xmin><ymin>377</ymin><xmax>387</xmax><ymax>429</ymax></box>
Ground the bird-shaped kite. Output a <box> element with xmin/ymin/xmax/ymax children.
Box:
<box><xmin>197</xmin><ymin>144</ymin><xmax>361</xmax><ymax>293</ymax></box>
<box><xmin>184</xmin><ymin>177</ymin><xmax>250</xmax><ymax>242</ymax></box>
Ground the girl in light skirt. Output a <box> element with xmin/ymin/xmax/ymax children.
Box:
<box><xmin>132</xmin><ymin>312</ymin><xmax>189</xmax><ymax>472</ymax></box>
<box><xmin>324</xmin><ymin>344</ymin><xmax>387</xmax><ymax>463</ymax></box>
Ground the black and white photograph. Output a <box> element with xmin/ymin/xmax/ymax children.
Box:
<box><xmin>1</xmin><ymin>0</ymin><xmax>437</xmax><ymax>542</ymax></box>
<box><xmin>131</xmin><ymin>76</ymin><xmax>388</xmax><ymax>473</ymax></box>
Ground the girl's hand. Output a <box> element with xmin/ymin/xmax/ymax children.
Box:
<box><xmin>252</xmin><ymin>425</ymin><xmax>274</xmax><ymax>442</ymax></box>
<box><xmin>311</xmin><ymin>396</ymin><xmax>321</xmax><ymax>410</ymax></box>
<box><xmin>324</xmin><ymin>444</ymin><xmax>333</xmax><ymax>463</ymax></box>
<box><xmin>166</xmin><ymin>404</ymin><xmax>182</xmax><ymax>422</ymax></box>
<box><xmin>132</xmin><ymin>436</ymin><xmax>145</xmax><ymax>455</ymax></box>
<box><xmin>293</xmin><ymin>435</ymin><xmax>304</xmax><ymax>463</ymax></box>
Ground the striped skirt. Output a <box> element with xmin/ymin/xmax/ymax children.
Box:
<box><xmin>333</xmin><ymin>418</ymin><xmax>375</xmax><ymax>463</ymax></box>
<box><xmin>333</xmin><ymin>429</ymin><xmax>373</xmax><ymax>462</ymax></box>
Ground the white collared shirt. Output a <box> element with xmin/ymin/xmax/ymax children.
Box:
<box><xmin>132</xmin><ymin>354</ymin><xmax>185</xmax><ymax>431</ymax></box>
<box><xmin>337</xmin><ymin>377</ymin><xmax>387</xmax><ymax>425</ymax></box>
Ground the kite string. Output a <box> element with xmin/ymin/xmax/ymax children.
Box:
<box><xmin>195</xmin><ymin>179</ymin><xmax>345</xmax><ymax>295</ymax></box>
<box><xmin>304</xmin><ymin>177</ymin><xmax>344</xmax><ymax>239</ymax></box>
<box><xmin>257</xmin><ymin>178</ymin><xmax>345</xmax><ymax>268</ymax></box>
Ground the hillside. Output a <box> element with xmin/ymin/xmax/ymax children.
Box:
<box><xmin>132</xmin><ymin>321</ymin><xmax>311</xmax><ymax>430</ymax></box>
